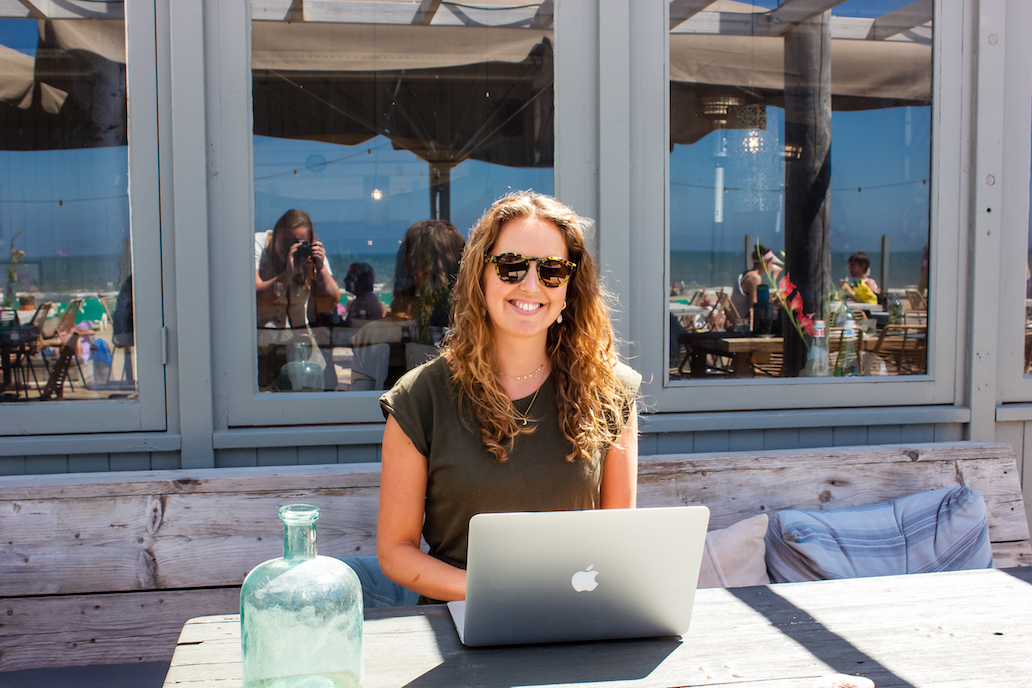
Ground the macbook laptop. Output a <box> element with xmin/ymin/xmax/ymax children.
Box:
<box><xmin>447</xmin><ymin>506</ymin><xmax>710</xmax><ymax>646</ymax></box>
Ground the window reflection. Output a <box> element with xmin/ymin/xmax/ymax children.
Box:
<box><xmin>668</xmin><ymin>1</ymin><xmax>931</xmax><ymax>380</ymax></box>
<box><xmin>0</xmin><ymin>6</ymin><xmax>134</xmax><ymax>402</ymax></box>
<box><xmin>252</xmin><ymin>1</ymin><xmax>555</xmax><ymax>392</ymax></box>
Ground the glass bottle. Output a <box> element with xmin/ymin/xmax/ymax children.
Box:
<box><xmin>802</xmin><ymin>320</ymin><xmax>830</xmax><ymax>377</ymax></box>
<box><xmin>833</xmin><ymin>318</ymin><xmax>861</xmax><ymax>377</ymax></box>
<box><xmin>888</xmin><ymin>296</ymin><xmax>903</xmax><ymax>325</ymax></box>
<box><xmin>240</xmin><ymin>504</ymin><xmax>364</xmax><ymax>688</ymax></box>
<box><xmin>277</xmin><ymin>341</ymin><xmax>324</xmax><ymax>391</ymax></box>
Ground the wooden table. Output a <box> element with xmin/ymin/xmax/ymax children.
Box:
<box><xmin>680</xmin><ymin>332</ymin><xmax>784</xmax><ymax>377</ymax></box>
<box><xmin>162</xmin><ymin>567</ymin><xmax>1032</xmax><ymax>688</ymax></box>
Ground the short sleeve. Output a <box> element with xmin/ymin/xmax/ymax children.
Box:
<box><xmin>614</xmin><ymin>361</ymin><xmax>642</xmax><ymax>427</ymax></box>
<box><xmin>379</xmin><ymin>359</ymin><xmax>446</xmax><ymax>457</ymax></box>
<box><xmin>255</xmin><ymin>232</ymin><xmax>271</xmax><ymax>272</ymax></box>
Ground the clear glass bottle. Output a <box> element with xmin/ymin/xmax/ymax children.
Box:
<box><xmin>888</xmin><ymin>296</ymin><xmax>903</xmax><ymax>325</ymax></box>
<box><xmin>802</xmin><ymin>320</ymin><xmax>830</xmax><ymax>377</ymax></box>
<box><xmin>240</xmin><ymin>504</ymin><xmax>363</xmax><ymax>688</ymax></box>
<box><xmin>833</xmin><ymin>318</ymin><xmax>861</xmax><ymax>377</ymax></box>
<box><xmin>277</xmin><ymin>342</ymin><xmax>324</xmax><ymax>391</ymax></box>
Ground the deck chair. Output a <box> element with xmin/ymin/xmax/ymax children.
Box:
<box><xmin>39</xmin><ymin>298</ymin><xmax>86</xmax><ymax>389</ymax></box>
<box><xmin>688</xmin><ymin>290</ymin><xmax>707</xmax><ymax>307</ymax></box>
<box><xmin>40</xmin><ymin>332</ymin><xmax>80</xmax><ymax>400</ymax></box>
<box><xmin>350</xmin><ymin>342</ymin><xmax>390</xmax><ymax>391</ymax></box>
<box><xmin>14</xmin><ymin>301</ymin><xmax>53</xmax><ymax>394</ymax></box>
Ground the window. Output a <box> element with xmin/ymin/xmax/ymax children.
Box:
<box><xmin>250</xmin><ymin>1</ymin><xmax>555</xmax><ymax>395</ymax></box>
<box><xmin>667</xmin><ymin>2</ymin><xmax>932</xmax><ymax>382</ymax></box>
<box><xmin>0</xmin><ymin>0</ymin><xmax>164</xmax><ymax>434</ymax></box>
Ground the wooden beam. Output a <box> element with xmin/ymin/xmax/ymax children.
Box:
<box><xmin>867</xmin><ymin>0</ymin><xmax>933</xmax><ymax>41</ymax></box>
<box><xmin>412</xmin><ymin>0</ymin><xmax>442</xmax><ymax>26</ymax></box>
<box><xmin>669</xmin><ymin>0</ymin><xmax>718</xmax><ymax>31</ymax></box>
<box><xmin>766</xmin><ymin>0</ymin><xmax>848</xmax><ymax>36</ymax></box>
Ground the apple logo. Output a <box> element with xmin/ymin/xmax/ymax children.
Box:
<box><xmin>571</xmin><ymin>564</ymin><xmax>600</xmax><ymax>592</ymax></box>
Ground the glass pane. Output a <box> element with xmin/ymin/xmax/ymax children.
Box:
<box><xmin>668</xmin><ymin>1</ymin><xmax>931</xmax><ymax>380</ymax></box>
<box><xmin>0</xmin><ymin>6</ymin><xmax>135</xmax><ymax>402</ymax></box>
<box><xmin>252</xmin><ymin>0</ymin><xmax>555</xmax><ymax>393</ymax></box>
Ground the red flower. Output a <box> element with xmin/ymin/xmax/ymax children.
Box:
<box><xmin>789</xmin><ymin>292</ymin><xmax>803</xmax><ymax>316</ymax></box>
<box><xmin>799</xmin><ymin>312</ymin><xmax>815</xmax><ymax>336</ymax></box>
<box><xmin>778</xmin><ymin>273</ymin><xmax>796</xmax><ymax>300</ymax></box>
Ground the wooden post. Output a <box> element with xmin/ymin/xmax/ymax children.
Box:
<box><xmin>783</xmin><ymin>12</ymin><xmax>832</xmax><ymax>375</ymax></box>
<box><xmin>880</xmin><ymin>233</ymin><xmax>891</xmax><ymax>296</ymax></box>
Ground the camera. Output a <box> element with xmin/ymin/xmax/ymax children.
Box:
<box><xmin>294</xmin><ymin>239</ymin><xmax>313</xmax><ymax>264</ymax></box>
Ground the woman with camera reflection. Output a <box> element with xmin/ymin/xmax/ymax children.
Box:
<box><xmin>255</xmin><ymin>209</ymin><xmax>340</xmax><ymax>390</ymax></box>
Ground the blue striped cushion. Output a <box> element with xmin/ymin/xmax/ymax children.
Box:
<box><xmin>765</xmin><ymin>486</ymin><xmax>992</xmax><ymax>583</ymax></box>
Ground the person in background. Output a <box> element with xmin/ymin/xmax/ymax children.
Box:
<box><xmin>392</xmin><ymin>219</ymin><xmax>466</xmax><ymax>343</ymax></box>
<box><xmin>343</xmin><ymin>262</ymin><xmax>384</xmax><ymax>324</ymax></box>
<box><xmin>376</xmin><ymin>191</ymin><xmax>641</xmax><ymax>603</ymax></box>
<box><xmin>841</xmin><ymin>251</ymin><xmax>880</xmax><ymax>305</ymax></box>
<box><xmin>730</xmin><ymin>244</ymin><xmax>780</xmax><ymax>329</ymax></box>
<box><xmin>255</xmin><ymin>209</ymin><xmax>340</xmax><ymax>390</ymax></box>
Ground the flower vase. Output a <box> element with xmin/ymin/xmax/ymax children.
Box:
<box><xmin>240</xmin><ymin>504</ymin><xmax>364</xmax><ymax>688</ymax></box>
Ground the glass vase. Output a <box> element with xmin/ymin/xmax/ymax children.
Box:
<box><xmin>277</xmin><ymin>341</ymin><xmax>324</xmax><ymax>391</ymax></box>
<box><xmin>240</xmin><ymin>504</ymin><xmax>364</xmax><ymax>688</ymax></box>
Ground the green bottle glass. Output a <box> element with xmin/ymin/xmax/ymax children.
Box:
<box><xmin>240</xmin><ymin>504</ymin><xmax>363</xmax><ymax>688</ymax></box>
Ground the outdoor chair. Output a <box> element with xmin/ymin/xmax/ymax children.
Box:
<box><xmin>39</xmin><ymin>298</ymin><xmax>86</xmax><ymax>390</ymax></box>
<box><xmin>13</xmin><ymin>301</ymin><xmax>53</xmax><ymax>394</ymax></box>
<box><xmin>871</xmin><ymin>323</ymin><xmax>927</xmax><ymax>375</ymax></box>
<box><xmin>827</xmin><ymin>325</ymin><xmax>865</xmax><ymax>376</ymax></box>
<box><xmin>905</xmin><ymin>289</ymin><xmax>928</xmax><ymax>311</ymax></box>
<box><xmin>40</xmin><ymin>332</ymin><xmax>80</xmax><ymax>401</ymax></box>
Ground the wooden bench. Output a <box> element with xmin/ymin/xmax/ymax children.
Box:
<box><xmin>1</xmin><ymin>441</ymin><xmax>1028</xmax><ymax>672</ymax></box>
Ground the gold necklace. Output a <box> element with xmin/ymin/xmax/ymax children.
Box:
<box><xmin>513</xmin><ymin>385</ymin><xmax>541</xmax><ymax>427</ymax></box>
<box><xmin>500</xmin><ymin>361</ymin><xmax>546</xmax><ymax>381</ymax></box>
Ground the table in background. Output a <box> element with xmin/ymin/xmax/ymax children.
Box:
<box><xmin>680</xmin><ymin>332</ymin><xmax>783</xmax><ymax>377</ymax></box>
<box><xmin>162</xmin><ymin>567</ymin><xmax>1032</xmax><ymax>688</ymax></box>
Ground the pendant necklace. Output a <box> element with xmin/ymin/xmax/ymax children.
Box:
<box><xmin>513</xmin><ymin>385</ymin><xmax>541</xmax><ymax>427</ymax></box>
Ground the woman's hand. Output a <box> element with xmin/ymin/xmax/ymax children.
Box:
<box><xmin>311</xmin><ymin>240</ymin><xmax>328</xmax><ymax>272</ymax></box>
<box><xmin>378</xmin><ymin>415</ymin><xmax>468</xmax><ymax>601</ymax></box>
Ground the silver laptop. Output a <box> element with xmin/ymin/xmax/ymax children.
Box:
<box><xmin>447</xmin><ymin>506</ymin><xmax>710</xmax><ymax>647</ymax></box>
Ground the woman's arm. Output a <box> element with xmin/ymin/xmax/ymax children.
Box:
<box><xmin>600</xmin><ymin>404</ymin><xmax>638</xmax><ymax>508</ymax></box>
<box><xmin>377</xmin><ymin>415</ymin><xmax>468</xmax><ymax>601</ymax></box>
<box><xmin>309</xmin><ymin>241</ymin><xmax>341</xmax><ymax>316</ymax></box>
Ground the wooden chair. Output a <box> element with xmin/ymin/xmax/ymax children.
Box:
<box><xmin>871</xmin><ymin>323</ymin><xmax>927</xmax><ymax>375</ymax></box>
<box><xmin>905</xmin><ymin>289</ymin><xmax>927</xmax><ymax>311</ymax></box>
<box><xmin>14</xmin><ymin>301</ymin><xmax>53</xmax><ymax>394</ymax></box>
<box><xmin>40</xmin><ymin>332</ymin><xmax>80</xmax><ymax>401</ymax></box>
<box><xmin>39</xmin><ymin>298</ymin><xmax>86</xmax><ymax>389</ymax></box>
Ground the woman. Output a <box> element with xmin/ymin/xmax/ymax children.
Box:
<box><xmin>377</xmin><ymin>191</ymin><xmax>641</xmax><ymax>603</ymax></box>
<box><xmin>255</xmin><ymin>209</ymin><xmax>340</xmax><ymax>389</ymax></box>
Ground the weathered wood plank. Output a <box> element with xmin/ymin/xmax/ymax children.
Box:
<box><xmin>1</xmin><ymin>489</ymin><xmax>379</xmax><ymax>596</ymax></box>
<box><xmin>0</xmin><ymin>588</ymin><xmax>240</xmax><ymax>673</ymax></box>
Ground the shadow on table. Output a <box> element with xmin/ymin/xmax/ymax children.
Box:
<box><xmin>727</xmin><ymin>586</ymin><xmax>914</xmax><ymax>688</ymax></box>
<box><xmin>401</xmin><ymin>613</ymin><xmax>681</xmax><ymax>687</ymax></box>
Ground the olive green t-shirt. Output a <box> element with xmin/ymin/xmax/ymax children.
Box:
<box><xmin>380</xmin><ymin>356</ymin><xmax>641</xmax><ymax>571</ymax></box>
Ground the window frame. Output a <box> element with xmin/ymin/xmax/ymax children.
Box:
<box><xmin>0</xmin><ymin>0</ymin><xmax>167</xmax><ymax>436</ymax></box>
<box><xmin>214</xmin><ymin>0</ymin><xmax>588</xmax><ymax>431</ymax></box>
<box><xmin>627</xmin><ymin>0</ymin><xmax>965</xmax><ymax>415</ymax></box>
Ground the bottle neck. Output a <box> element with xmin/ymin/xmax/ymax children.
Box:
<box><xmin>283</xmin><ymin>520</ymin><xmax>317</xmax><ymax>561</ymax></box>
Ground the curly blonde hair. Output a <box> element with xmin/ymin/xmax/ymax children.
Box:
<box><xmin>445</xmin><ymin>191</ymin><xmax>632</xmax><ymax>463</ymax></box>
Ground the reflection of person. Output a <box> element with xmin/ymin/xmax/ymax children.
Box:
<box><xmin>377</xmin><ymin>191</ymin><xmax>641</xmax><ymax>603</ymax></box>
<box><xmin>392</xmin><ymin>219</ymin><xmax>465</xmax><ymax>340</ymax></box>
<box><xmin>343</xmin><ymin>262</ymin><xmax>384</xmax><ymax>323</ymax></box>
<box><xmin>840</xmin><ymin>251</ymin><xmax>879</xmax><ymax>304</ymax></box>
<box><xmin>255</xmin><ymin>209</ymin><xmax>340</xmax><ymax>389</ymax></box>
<box><xmin>730</xmin><ymin>244</ymin><xmax>780</xmax><ymax>326</ymax></box>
